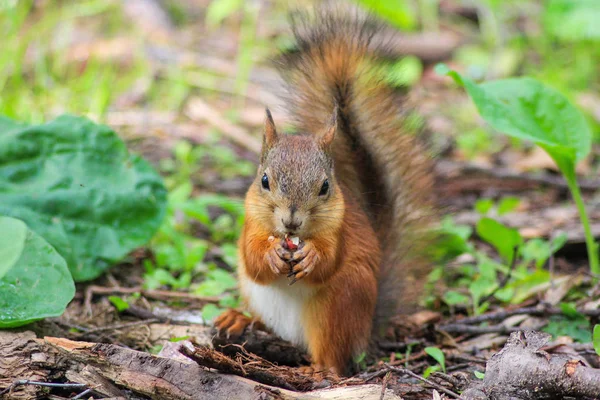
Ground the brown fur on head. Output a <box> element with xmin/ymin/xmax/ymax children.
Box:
<box><xmin>245</xmin><ymin>108</ymin><xmax>344</xmax><ymax>239</ymax></box>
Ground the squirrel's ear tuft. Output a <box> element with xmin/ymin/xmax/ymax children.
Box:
<box><xmin>318</xmin><ymin>105</ymin><xmax>338</xmax><ymax>151</ymax></box>
<box><xmin>262</xmin><ymin>108</ymin><xmax>278</xmax><ymax>159</ymax></box>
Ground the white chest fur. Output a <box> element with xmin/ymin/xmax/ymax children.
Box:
<box><xmin>244</xmin><ymin>278</ymin><xmax>316</xmax><ymax>347</ymax></box>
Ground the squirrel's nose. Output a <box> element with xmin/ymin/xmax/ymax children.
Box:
<box><xmin>282</xmin><ymin>218</ymin><xmax>302</xmax><ymax>231</ymax></box>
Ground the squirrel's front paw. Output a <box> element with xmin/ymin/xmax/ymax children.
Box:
<box><xmin>288</xmin><ymin>243</ymin><xmax>319</xmax><ymax>284</ymax></box>
<box><xmin>265</xmin><ymin>241</ymin><xmax>292</xmax><ymax>275</ymax></box>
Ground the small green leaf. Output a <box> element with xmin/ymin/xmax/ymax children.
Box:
<box><xmin>424</xmin><ymin>347</ymin><xmax>446</xmax><ymax>373</ymax></box>
<box><xmin>593</xmin><ymin>325</ymin><xmax>600</xmax><ymax>356</ymax></box>
<box><xmin>543</xmin><ymin>315</ymin><xmax>591</xmax><ymax>343</ymax></box>
<box><xmin>443</xmin><ymin>291</ymin><xmax>470</xmax><ymax>306</ymax></box>
<box><xmin>474</xmin><ymin>370</ymin><xmax>485</xmax><ymax>380</ymax></box>
<box><xmin>475</xmin><ymin>199</ymin><xmax>494</xmax><ymax>215</ymax></box>
<box><xmin>476</xmin><ymin>218</ymin><xmax>523</xmax><ymax>264</ymax></box>
<box><xmin>497</xmin><ymin>197</ymin><xmax>520</xmax><ymax>215</ymax></box>
<box><xmin>422</xmin><ymin>364</ymin><xmax>440</xmax><ymax>378</ymax></box>
<box><xmin>521</xmin><ymin>239</ymin><xmax>552</xmax><ymax>268</ymax></box>
<box><xmin>559</xmin><ymin>302</ymin><xmax>582</xmax><ymax>319</ymax></box>
<box><xmin>0</xmin><ymin>216</ymin><xmax>27</xmax><ymax>279</ymax></box>
<box><xmin>108</xmin><ymin>296</ymin><xmax>130</xmax><ymax>312</ymax></box>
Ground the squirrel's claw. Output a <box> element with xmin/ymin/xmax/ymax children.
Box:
<box><xmin>214</xmin><ymin>309</ymin><xmax>256</xmax><ymax>338</ymax></box>
<box><xmin>287</xmin><ymin>245</ymin><xmax>318</xmax><ymax>285</ymax></box>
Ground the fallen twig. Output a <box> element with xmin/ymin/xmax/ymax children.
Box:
<box><xmin>0</xmin><ymin>380</ymin><xmax>87</xmax><ymax>396</ymax></box>
<box><xmin>379</xmin><ymin>371</ymin><xmax>392</xmax><ymax>400</ymax></box>
<box><xmin>437</xmin><ymin>324</ymin><xmax>520</xmax><ymax>335</ymax></box>
<box><xmin>79</xmin><ymin>318</ymin><xmax>160</xmax><ymax>334</ymax></box>
<box><xmin>451</xmin><ymin>304</ymin><xmax>600</xmax><ymax>325</ymax></box>
<box><xmin>180</xmin><ymin>342</ymin><xmax>321</xmax><ymax>391</ymax></box>
<box><xmin>438</xmin><ymin>160</ymin><xmax>600</xmax><ymax>192</ymax></box>
<box><xmin>385</xmin><ymin>365</ymin><xmax>460</xmax><ymax>399</ymax></box>
<box><xmin>83</xmin><ymin>285</ymin><xmax>219</xmax><ymax>315</ymax></box>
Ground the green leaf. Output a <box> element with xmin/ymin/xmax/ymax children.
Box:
<box><xmin>443</xmin><ymin>291</ymin><xmax>470</xmax><ymax>306</ymax></box>
<box><xmin>431</xmin><ymin>217</ymin><xmax>472</xmax><ymax>262</ymax></box>
<box><xmin>422</xmin><ymin>365</ymin><xmax>439</xmax><ymax>379</ymax></box>
<box><xmin>0</xmin><ymin>217</ymin><xmax>75</xmax><ymax>328</ymax></box>
<box><xmin>474</xmin><ymin>371</ymin><xmax>485</xmax><ymax>380</ymax></box>
<box><xmin>440</xmin><ymin>70</ymin><xmax>592</xmax><ymax>165</ymax></box>
<box><xmin>559</xmin><ymin>302</ymin><xmax>582</xmax><ymax>319</ymax></box>
<box><xmin>521</xmin><ymin>239</ymin><xmax>552</xmax><ymax>269</ymax></box>
<box><xmin>497</xmin><ymin>197</ymin><xmax>520</xmax><ymax>215</ymax></box>
<box><xmin>593</xmin><ymin>325</ymin><xmax>600</xmax><ymax>356</ymax></box>
<box><xmin>0</xmin><ymin>115</ymin><xmax>167</xmax><ymax>281</ymax></box>
<box><xmin>475</xmin><ymin>199</ymin><xmax>494</xmax><ymax>215</ymax></box>
<box><xmin>108</xmin><ymin>296</ymin><xmax>130</xmax><ymax>312</ymax></box>
<box><xmin>476</xmin><ymin>218</ymin><xmax>523</xmax><ymax>264</ymax></box>
<box><xmin>195</xmin><ymin>268</ymin><xmax>237</xmax><ymax>296</ymax></box>
<box><xmin>507</xmin><ymin>269</ymin><xmax>551</xmax><ymax>304</ymax></box>
<box><xmin>424</xmin><ymin>347</ymin><xmax>446</xmax><ymax>373</ymax></box>
<box><xmin>543</xmin><ymin>315</ymin><xmax>591</xmax><ymax>343</ymax></box>
<box><xmin>0</xmin><ymin>216</ymin><xmax>27</xmax><ymax>279</ymax></box>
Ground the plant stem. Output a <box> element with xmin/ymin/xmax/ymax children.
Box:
<box><xmin>565</xmin><ymin>170</ymin><xmax>599</xmax><ymax>275</ymax></box>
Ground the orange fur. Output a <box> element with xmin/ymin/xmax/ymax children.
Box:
<box><xmin>215</xmin><ymin>8</ymin><xmax>435</xmax><ymax>376</ymax></box>
<box><xmin>238</xmin><ymin>188</ymin><xmax>379</xmax><ymax>375</ymax></box>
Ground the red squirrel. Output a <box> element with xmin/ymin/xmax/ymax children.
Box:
<box><xmin>215</xmin><ymin>8</ymin><xmax>435</xmax><ymax>376</ymax></box>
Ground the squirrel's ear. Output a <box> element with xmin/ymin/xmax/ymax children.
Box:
<box><xmin>262</xmin><ymin>108</ymin><xmax>278</xmax><ymax>159</ymax></box>
<box><xmin>318</xmin><ymin>105</ymin><xmax>338</xmax><ymax>151</ymax></box>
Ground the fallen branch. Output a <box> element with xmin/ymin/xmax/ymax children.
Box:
<box><xmin>0</xmin><ymin>380</ymin><xmax>87</xmax><ymax>396</ymax></box>
<box><xmin>437</xmin><ymin>160</ymin><xmax>600</xmax><ymax>193</ymax></box>
<box><xmin>83</xmin><ymin>285</ymin><xmax>220</xmax><ymax>315</ymax></box>
<box><xmin>180</xmin><ymin>342</ymin><xmax>321</xmax><ymax>391</ymax></box>
<box><xmin>462</xmin><ymin>330</ymin><xmax>600</xmax><ymax>399</ymax></box>
<box><xmin>437</xmin><ymin>324</ymin><xmax>520</xmax><ymax>335</ymax></box>
<box><xmin>451</xmin><ymin>304</ymin><xmax>600</xmax><ymax>325</ymax></box>
<box><xmin>385</xmin><ymin>365</ymin><xmax>460</xmax><ymax>399</ymax></box>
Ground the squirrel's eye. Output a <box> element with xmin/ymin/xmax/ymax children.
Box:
<box><xmin>319</xmin><ymin>179</ymin><xmax>329</xmax><ymax>196</ymax></box>
<box><xmin>261</xmin><ymin>173</ymin><xmax>270</xmax><ymax>190</ymax></box>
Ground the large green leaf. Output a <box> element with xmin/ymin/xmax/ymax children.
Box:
<box><xmin>0</xmin><ymin>216</ymin><xmax>27</xmax><ymax>279</ymax></box>
<box><xmin>0</xmin><ymin>216</ymin><xmax>75</xmax><ymax>328</ymax></box>
<box><xmin>0</xmin><ymin>115</ymin><xmax>167</xmax><ymax>281</ymax></box>
<box><xmin>439</xmin><ymin>67</ymin><xmax>592</xmax><ymax>171</ymax></box>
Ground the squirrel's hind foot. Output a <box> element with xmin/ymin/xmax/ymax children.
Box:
<box><xmin>214</xmin><ymin>309</ymin><xmax>263</xmax><ymax>338</ymax></box>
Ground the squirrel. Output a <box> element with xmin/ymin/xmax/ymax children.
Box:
<box><xmin>214</xmin><ymin>8</ymin><xmax>435</xmax><ymax>376</ymax></box>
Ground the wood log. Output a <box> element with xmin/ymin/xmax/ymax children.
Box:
<box><xmin>462</xmin><ymin>330</ymin><xmax>600</xmax><ymax>399</ymax></box>
<box><xmin>0</xmin><ymin>333</ymin><xmax>401</xmax><ymax>400</ymax></box>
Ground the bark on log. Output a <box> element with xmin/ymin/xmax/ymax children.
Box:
<box><xmin>1</xmin><ymin>332</ymin><xmax>400</xmax><ymax>400</ymax></box>
<box><xmin>0</xmin><ymin>331</ymin><xmax>60</xmax><ymax>399</ymax></box>
<box><xmin>462</xmin><ymin>330</ymin><xmax>600</xmax><ymax>399</ymax></box>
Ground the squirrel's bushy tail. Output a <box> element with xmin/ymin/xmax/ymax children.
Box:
<box><xmin>277</xmin><ymin>7</ymin><xmax>436</xmax><ymax>330</ymax></box>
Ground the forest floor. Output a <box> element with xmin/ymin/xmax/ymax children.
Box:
<box><xmin>2</xmin><ymin>0</ymin><xmax>600</xmax><ymax>399</ymax></box>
